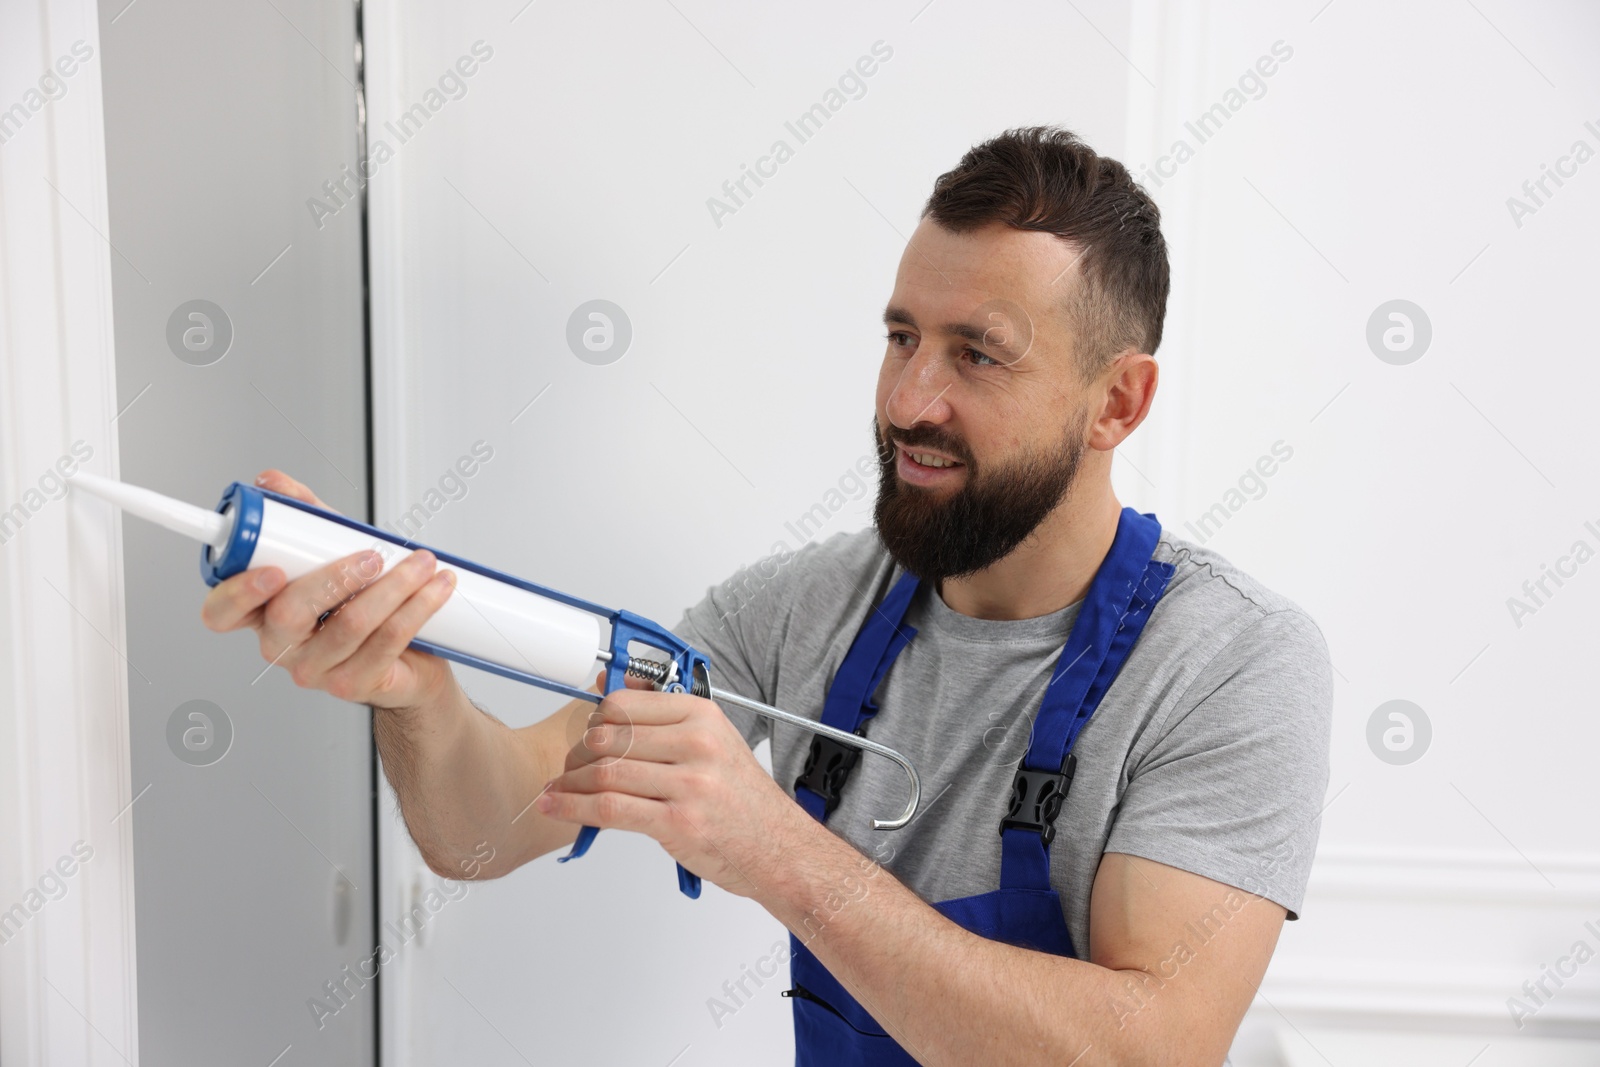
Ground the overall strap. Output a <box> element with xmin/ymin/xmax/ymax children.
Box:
<box><xmin>999</xmin><ymin>509</ymin><xmax>1175</xmax><ymax>891</ymax></box>
<box><xmin>795</xmin><ymin>571</ymin><xmax>920</xmax><ymax>823</ymax></box>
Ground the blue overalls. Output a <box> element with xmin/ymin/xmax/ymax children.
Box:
<box><xmin>784</xmin><ymin>508</ymin><xmax>1175</xmax><ymax>1065</ymax></box>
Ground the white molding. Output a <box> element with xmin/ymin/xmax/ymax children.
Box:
<box><xmin>1254</xmin><ymin>847</ymin><xmax>1600</xmax><ymax>1032</ymax></box>
<box><xmin>0</xmin><ymin>2</ymin><xmax>140</xmax><ymax>1063</ymax></box>
<box><xmin>1262</xmin><ymin>961</ymin><xmax>1600</xmax><ymax>1025</ymax></box>
<box><xmin>361</xmin><ymin>1</ymin><xmax>423</xmax><ymax>1063</ymax></box>
<box><xmin>1314</xmin><ymin>844</ymin><xmax>1600</xmax><ymax>873</ymax></box>
<box><xmin>1307</xmin><ymin>845</ymin><xmax>1600</xmax><ymax>906</ymax></box>
<box><xmin>1121</xmin><ymin>0</ymin><xmax>1212</xmax><ymax>520</ymax></box>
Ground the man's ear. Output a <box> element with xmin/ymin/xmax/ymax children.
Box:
<box><xmin>1087</xmin><ymin>352</ymin><xmax>1158</xmax><ymax>451</ymax></box>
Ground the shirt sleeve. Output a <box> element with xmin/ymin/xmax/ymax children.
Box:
<box><xmin>1103</xmin><ymin>608</ymin><xmax>1333</xmax><ymax>919</ymax></box>
<box><xmin>669</xmin><ymin>545</ymin><xmax>805</xmax><ymax>749</ymax></box>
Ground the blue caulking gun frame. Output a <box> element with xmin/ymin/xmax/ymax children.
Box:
<box><xmin>76</xmin><ymin>474</ymin><xmax>922</xmax><ymax>900</ymax></box>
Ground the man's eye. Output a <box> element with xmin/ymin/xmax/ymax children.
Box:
<box><xmin>885</xmin><ymin>330</ymin><xmax>914</xmax><ymax>348</ymax></box>
<box><xmin>965</xmin><ymin>347</ymin><xmax>1001</xmax><ymax>367</ymax></box>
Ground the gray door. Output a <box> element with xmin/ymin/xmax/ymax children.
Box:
<box><xmin>98</xmin><ymin>0</ymin><xmax>376</xmax><ymax>1062</ymax></box>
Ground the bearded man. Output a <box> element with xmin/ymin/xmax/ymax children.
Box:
<box><xmin>205</xmin><ymin>126</ymin><xmax>1332</xmax><ymax>1067</ymax></box>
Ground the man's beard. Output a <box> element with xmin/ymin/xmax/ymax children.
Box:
<box><xmin>872</xmin><ymin>413</ymin><xmax>1087</xmax><ymax>583</ymax></box>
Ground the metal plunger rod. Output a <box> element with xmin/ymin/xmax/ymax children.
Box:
<box><xmin>624</xmin><ymin>655</ymin><xmax>921</xmax><ymax>831</ymax></box>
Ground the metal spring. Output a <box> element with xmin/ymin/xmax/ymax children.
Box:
<box><xmin>625</xmin><ymin>657</ymin><xmax>709</xmax><ymax>697</ymax></box>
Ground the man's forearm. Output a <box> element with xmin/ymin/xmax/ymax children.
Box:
<box><xmin>373</xmin><ymin>679</ymin><xmax>577</xmax><ymax>878</ymax></box>
<box><xmin>753</xmin><ymin>818</ymin><xmax>1177</xmax><ymax>1067</ymax></box>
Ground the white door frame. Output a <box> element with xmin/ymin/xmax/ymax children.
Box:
<box><xmin>0</xmin><ymin>2</ymin><xmax>141</xmax><ymax>1063</ymax></box>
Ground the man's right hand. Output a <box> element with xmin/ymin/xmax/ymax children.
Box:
<box><xmin>199</xmin><ymin>468</ymin><xmax>461</xmax><ymax>712</ymax></box>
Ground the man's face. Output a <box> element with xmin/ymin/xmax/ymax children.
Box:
<box><xmin>873</xmin><ymin>218</ymin><xmax>1095</xmax><ymax>582</ymax></box>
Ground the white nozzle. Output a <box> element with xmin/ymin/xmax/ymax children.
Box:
<box><xmin>71</xmin><ymin>471</ymin><xmax>232</xmax><ymax>551</ymax></box>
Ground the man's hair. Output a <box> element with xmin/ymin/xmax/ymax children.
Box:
<box><xmin>921</xmin><ymin>126</ymin><xmax>1170</xmax><ymax>377</ymax></box>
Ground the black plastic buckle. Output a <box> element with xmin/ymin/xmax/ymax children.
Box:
<box><xmin>795</xmin><ymin>729</ymin><xmax>867</xmax><ymax>816</ymax></box>
<box><xmin>999</xmin><ymin>752</ymin><xmax>1077</xmax><ymax>847</ymax></box>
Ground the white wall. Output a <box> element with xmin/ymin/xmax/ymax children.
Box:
<box><xmin>364</xmin><ymin>1</ymin><xmax>1135</xmax><ymax>1063</ymax></box>
<box><xmin>365</xmin><ymin>0</ymin><xmax>1600</xmax><ymax>1062</ymax></box>
<box><xmin>1122</xmin><ymin>0</ymin><xmax>1600</xmax><ymax>1057</ymax></box>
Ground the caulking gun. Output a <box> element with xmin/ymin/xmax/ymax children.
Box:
<box><xmin>69</xmin><ymin>472</ymin><xmax>922</xmax><ymax>899</ymax></box>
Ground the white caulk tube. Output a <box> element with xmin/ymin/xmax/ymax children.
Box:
<box><xmin>71</xmin><ymin>472</ymin><xmax>602</xmax><ymax>688</ymax></box>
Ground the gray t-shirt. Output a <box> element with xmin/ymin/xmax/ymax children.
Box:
<box><xmin>672</xmin><ymin>525</ymin><xmax>1332</xmax><ymax>959</ymax></box>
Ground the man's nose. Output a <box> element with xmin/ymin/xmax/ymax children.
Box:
<box><xmin>885</xmin><ymin>348</ymin><xmax>954</xmax><ymax>429</ymax></box>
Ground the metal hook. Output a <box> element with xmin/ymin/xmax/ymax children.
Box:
<box><xmin>705</xmin><ymin>686</ymin><xmax>921</xmax><ymax>831</ymax></box>
<box><xmin>622</xmin><ymin>654</ymin><xmax>921</xmax><ymax>829</ymax></box>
